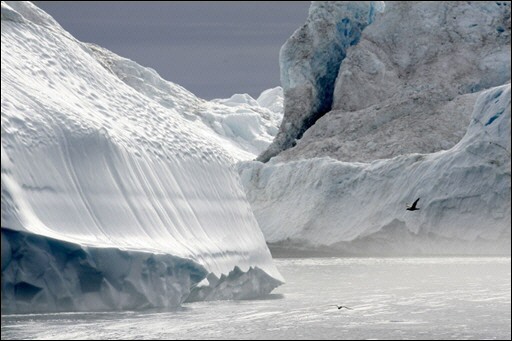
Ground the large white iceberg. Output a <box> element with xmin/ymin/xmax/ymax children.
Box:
<box><xmin>1</xmin><ymin>1</ymin><xmax>282</xmax><ymax>313</ymax></box>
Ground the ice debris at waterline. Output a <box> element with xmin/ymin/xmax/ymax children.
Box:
<box><xmin>1</xmin><ymin>1</ymin><xmax>283</xmax><ymax>313</ymax></box>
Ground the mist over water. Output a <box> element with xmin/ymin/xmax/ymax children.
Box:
<box><xmin>2</xmin><ymin>257</ymin><xmax>510</xmax><ymax>340</ymax></box>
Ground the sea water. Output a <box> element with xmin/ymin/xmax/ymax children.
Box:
<box><xmin>2</xmin><ymin>257</ymin><xmax>510</xmax><ymax>340</ymax></box>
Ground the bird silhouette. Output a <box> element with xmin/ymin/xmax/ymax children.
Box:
<box><xmin>406</xmin><ymin>198</ymin><xmax>420</xmax><ymax>211</ymax></box>
<box><xmin>332</xmin><ymin>305</ymin><xmax>353</xmax><ymax>310</ymax></box>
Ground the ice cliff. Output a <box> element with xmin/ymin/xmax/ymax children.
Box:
<box><xmin>258</xmin><ymin>1</ymin><xmax>385</xmax><ymax>162</ymax></box>
<box><xmin>243</xmin><ymin>1</ymin><xmax>511</xmax><ymax>254</ymax></box>
<box><xmin>241</xmin><ymin>84</ymin><xmax>511</xmax><ymax>255</ymax></box>
<box><xmin>1</xmin><ymin>1</ymin><xmax>283</xmax><ymax>313</ymax></box>
<box><xmin>269</xmin><ymin>1</ymin><xmax>510</xmax><ymax>162</ymax></box>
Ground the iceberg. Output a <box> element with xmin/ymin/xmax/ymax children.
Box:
<box><xmin>276</xmin><ymin>1</ymin><xmax>511</xmax><ymax>163</ymax></box>
<box><xmin>1</xmin><ymin>1</ymin><xmax>282</xmax><ymax>313</ymax></box>
<box><xmin>240</xmin><ymin>84</ymin><xmax>511</xmax><ymax>255</ymax></box>
<box><xmin>243</xmin><ymin>1</ymin><xmax>511</xmax><ymax>255</ymax></box>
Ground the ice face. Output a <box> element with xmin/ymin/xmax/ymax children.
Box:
<box><xmin>240</xmin><ymin>84</ymin><xmax>511</xmax><ymax>254</ymax></box>
<box><xmin>1</xmin><ymin>229</ymin><xmax>208</xmax><ymax>312</ymax></box>
<box><xmin>1</xmin><ymin>1</ymin><xmax>282</xmax><ymax>313</ymax></box>
<box><xmin>269</xmin><ymin>1</ymin><xmax>511</xmax><ymax>164</ymax></box>
<box><xmin>243</xmin><ymin>1</ymin><xmax>511</xmax><ymax>254</ymax></box>
<box><xmin>258</xmin><ymin>1</ymin><xmax>384</xmax><ymax>162</ymax></box>
<box><xmin>333</xmin><ymin>1</ymin><xmax>511</xmax><ymax>113</ymax></box>
<box><xmin>1</xmin><ymin>228</ymin><xmax>284</xmax><ymax>313</ymax></box>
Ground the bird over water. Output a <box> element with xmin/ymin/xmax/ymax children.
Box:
<box><xmin>332</xmin><ymin>305</ymin><xmax>353</xmax><ymax>310</ymax></box>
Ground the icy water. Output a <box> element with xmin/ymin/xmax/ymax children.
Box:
<box><xmin>2</xmin><ymin>257</ymin><xmax>510</xmax><ymax>340</ymax></box>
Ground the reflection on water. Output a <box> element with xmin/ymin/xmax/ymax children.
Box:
<box><xmin>2</xmin><ymin>257</ymin><xmax>511</xmax><ymax>340</ymax></box>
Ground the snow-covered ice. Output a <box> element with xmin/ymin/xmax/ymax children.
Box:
<box><xmin>256</xmin><ymin>86</ymin><xmax>284</xmax><ymax>115</ymax></box>
<box><xmin>1</xmin><ymin>1</ymin><xmax>283</xmax><ymax>313</ymax></box>
<box><xmin>85</xmin><ymin>43</ymin><xmax>283</xmax><ymax>161</ymax></box>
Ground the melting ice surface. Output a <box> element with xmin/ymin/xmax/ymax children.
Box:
<box><xmin>2</xmin><ymin>257</ymin><xmax>510</xmax><ymax>340</ymax></box>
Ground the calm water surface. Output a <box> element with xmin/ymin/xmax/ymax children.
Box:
<box><xmin>2</xmin><ymin>257</ymin><xmax>510</xmax><ymax>340</ymax></box>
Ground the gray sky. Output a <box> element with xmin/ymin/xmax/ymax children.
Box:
<box><xmin>36</xmin><ymin>1</ymin><xmax>310</xmax><ymax>100</ymax></box>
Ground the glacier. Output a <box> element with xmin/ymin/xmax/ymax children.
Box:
<box><xmin>1</xmin><ymin>1</ymin><xmax>283</xmax><ymax>313</ymax></box>
<box><xmin>242</xmin><ymin>1</ymin><xmax>511</xmax><ymax>255</ymax></box>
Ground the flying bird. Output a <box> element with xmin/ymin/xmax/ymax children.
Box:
<box><xmin>406</xmin><ymin>198</ymin><xmax>420</xmax><ymax>211</ymax></box>
<box><xmin>332</xmin><ymin>305</ymin><xmax>353</xmax><ymax>310</ymax></box>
